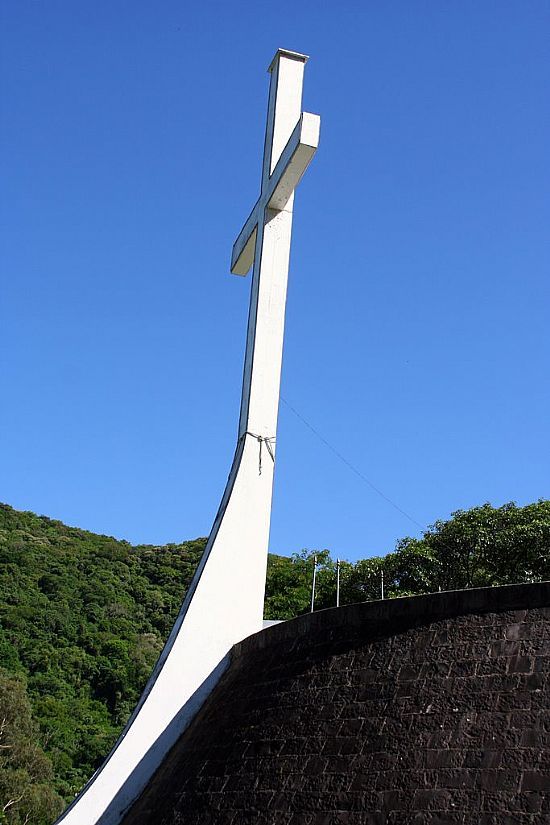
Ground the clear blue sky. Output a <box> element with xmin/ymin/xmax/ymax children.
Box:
<box><xmin>1</xmin><ymin>2</ymin><xmax>548</xmax><ymax>562</ymax></box>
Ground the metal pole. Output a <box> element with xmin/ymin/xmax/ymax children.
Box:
<box><xmin>381</xmin><ymin>569</ymin><xmax>385</xmax><ymax>600</ymax></box>
<box><xmin>310</xmin><ymin>555</ymin><xmax>317</xmax><ymax>612</ymax></box>
<box><xmin>336</xmin><ymin>558</ymin><xmax>340</xmax><ymax>608</ymax></box>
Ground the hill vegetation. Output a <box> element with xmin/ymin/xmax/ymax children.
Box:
<box><xmin>0</xmin><ymin>499</ymin><xmax>549</xmax><ymax>823</ymax></box>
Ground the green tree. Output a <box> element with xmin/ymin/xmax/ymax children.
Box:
<box><xmin>0</xmin><ymin>669</ymin><xmax>64</xmax><ymax>825</ymax></box>
<box><xmin>342</xmin><ymin>501</ymin><xmax>550</xmax><ymax>602</ymax></box>
<box><xmin>265</xmin><ymin>549</ymin><xmax>334</xmax><ymax>618</ymax></box>
<box><xmin>398</xmin><ymin>501</ymin><xmax>550</xmax><ymax>591</ymax></box>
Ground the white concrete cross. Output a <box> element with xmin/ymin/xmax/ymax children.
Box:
<box><xmin>231</xmin><ymin>49</ymin><xmax>320</xmax><ymax>444</ymax></box>
<box><xmin>55</xmin><ymin>49</ymin><xmax>320</xmax><ymax>825</ymax></box>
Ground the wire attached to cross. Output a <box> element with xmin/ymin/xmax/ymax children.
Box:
<box><xmin>244</xmin><ymin>431</ymin><xmax>276</xmax><ymax>475</ymax></box>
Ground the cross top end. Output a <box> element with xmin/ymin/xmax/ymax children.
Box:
<box><xmin>267</xmin><ymin>48</ymin><xmax>309</xmax><ymax>73</ymax></box>
<box><xmin>230</xmin><ymin>49</ymin><xmax>320</xmax><ymax>278</ymax></box>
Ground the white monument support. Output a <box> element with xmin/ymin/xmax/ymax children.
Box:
<box><xmin>55</xmin><ymin>48</ymin><xmax>319</xmax><ymax>825</ymax></box>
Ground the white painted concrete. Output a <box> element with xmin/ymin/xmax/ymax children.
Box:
<box><xmin>55</xmin><ymin>48</ymin><xmax>319</xmax><ymax>825</ymax></box>
<box><xmin>231</xmin><ymin>112</ymin><xmax>320</xmax><ymax>274</ymax></box>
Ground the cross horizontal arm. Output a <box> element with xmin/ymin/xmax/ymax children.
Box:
<box><xmin>266</xmin><ymin>112</ymin><xmax>320</xmax><ymax>211</ymax></box>
<box><xmin>230</xmin><ymin>112</ymin><xmax>320</xmax><ymax>277</ymax></box>
<box><xmin>230</xmin><ymin>207</ymin><xmax>259</xmax><ymax>276</ymax></box>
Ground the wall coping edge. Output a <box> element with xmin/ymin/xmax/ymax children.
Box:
<box><xmin>233</xmin><ymin>581</ymin><xmax>550</xmax><ymax>659</ymax></box>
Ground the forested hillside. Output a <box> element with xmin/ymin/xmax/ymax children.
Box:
<box><xmin>0</xmin><ymin>500</ymin><xmax>549</xmax><ymax>823</ymax></box>
<box><xmin>0</xmin><ymin>504</ymin><xmax>204</xmax><ymax>822</ymax></box>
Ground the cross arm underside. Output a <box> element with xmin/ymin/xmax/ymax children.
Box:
<box><xmin>266</xmin><ymin>112</ymin><xmax>320</xmax><ymax>211</ymax></box>
<box><xmin>230</xmin><ymin>207</ymin><xmax>259</xmax><ymax>277</ymax></box>
<box><xmin>230</xmin><ymin>112</ymin><xmax>320</xmax><ymax>277</ymax></box>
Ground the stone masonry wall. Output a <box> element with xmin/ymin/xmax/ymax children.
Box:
<box><xmin>123</xmin><ymin>583</ymin><xmax>550</xmax><ymax>825</ymax></box>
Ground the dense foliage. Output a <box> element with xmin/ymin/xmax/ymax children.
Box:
<box><xmin>265</xmin><ymin>501</ymin><xmax>550</xmax><ymax>614</ymax></box>
<box><xmin>0</xmin><ymin>504</ymin><xmax>203</xmax><ymax>820</ymax></box>
<box><xmin>0</xmin><ymin>499</ymin><xmax>548</xmax><ymax>822</ymax></box>
<box><xmin>0</xmin><ymin>669</ymin><xmax>63</xmax><ymax>824</ymax></box>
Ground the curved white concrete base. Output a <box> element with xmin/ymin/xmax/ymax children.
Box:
<box><xmin>56</xmin><ymin>434</ymin><xmax>274</xmax><ymax>825</ymax></box>
<box><xmin>55</xmin><ymin>47</ymin><xmax>319</xmax><ymax>825</ymax></box>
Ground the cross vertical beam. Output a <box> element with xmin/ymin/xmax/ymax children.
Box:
<box><xmin>232</xmin><ymin>49</ymin><xmax>320</xmax><ymax>446</ymax></box>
